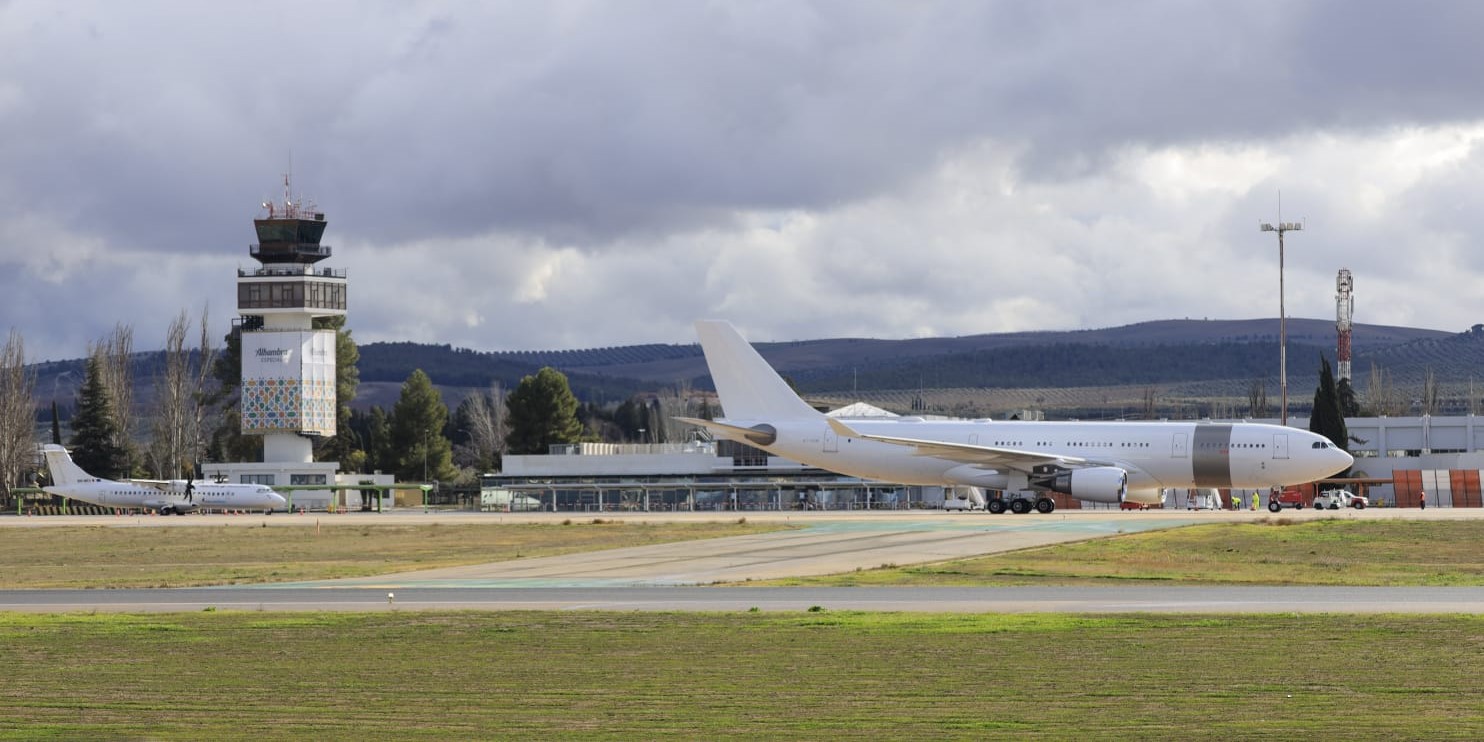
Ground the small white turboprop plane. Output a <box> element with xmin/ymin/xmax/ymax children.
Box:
<box><xmin>41</xmin><ymin>444</ymin><xmax>287</xmax><ymax>515</ymax></box>
<box><xmin>678</xmin><ymin>321</ymin><xmax>1354</xmax><ymax>513</ymax></box>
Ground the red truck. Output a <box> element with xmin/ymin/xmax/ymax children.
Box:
<box><xmin>1267</xmin><ymin>489</ymin><xmax>1307</xmax><ymax>512</ymax></box>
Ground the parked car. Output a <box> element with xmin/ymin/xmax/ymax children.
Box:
<box><xmin>1312</xmin><ymin>488</ymin><xmax>1368</xmax><ymax>509</ymax></box>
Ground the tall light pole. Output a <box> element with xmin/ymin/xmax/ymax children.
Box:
<box><xmin>1259</xmin><ymin>218</ymin><xmax>1303</xmax><ymax>426</ymax></box>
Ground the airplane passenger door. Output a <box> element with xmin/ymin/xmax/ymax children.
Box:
<box><xmin>1273</xmin><ymin>434</ymin><xmax>1289</xmax><ymax>460</ymax></box>
<box><xmin>823</xmin><ymin>426</ymin><xmax>838</xmax><ymax>453</ymax></box>
<box><xmin>1172</xmin><ymin>433</ymin><xmax>1188</xmax><ymax>458</ymax></box>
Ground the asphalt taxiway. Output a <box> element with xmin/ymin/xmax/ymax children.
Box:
<box><xmin>2</xmin><ymin>508</ymin><xmax>1480</xmax><ymax>613</ymax></box>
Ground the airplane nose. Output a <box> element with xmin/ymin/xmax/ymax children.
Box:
<box><xmin>1333</xmin><ymin>448</ymin><xmax>1355</xmax><ymax>474</ymax></box>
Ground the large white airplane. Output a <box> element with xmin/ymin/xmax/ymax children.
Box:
<box><xmin>41</xmin><ymin>444</ymin><xmax>287</xmax><ymax>515</ymax></box>
<box><xmin>679</xmin><ymin>320</ymin><xmax>1354</xmax><ymax>513</ymax></box>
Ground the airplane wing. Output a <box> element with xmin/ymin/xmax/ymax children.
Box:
<box><xmin>126</xmin><ymin>478</ymin><xmax>179</xmax><ymax>493</ymax></box>
<box><xmin>675</xmin><ymin>417</ymin><xmax>779</xmax><ymax>446</ymax></box>
<box><xmin>827</xmin><ymin>418</ymin><xmax>1109</xmax><ymax>473</ymax></box>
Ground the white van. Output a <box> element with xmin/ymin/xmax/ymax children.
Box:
<box><xmin>1312</xmin><ymin>488</ymin><xmax>1368</xmax><ymax>509</ymax></box>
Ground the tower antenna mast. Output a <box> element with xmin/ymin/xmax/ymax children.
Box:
<box><xmin>1336</xmin><ymin>269</ymin><xmax>1354</xmax><ymax>382</ymax></box>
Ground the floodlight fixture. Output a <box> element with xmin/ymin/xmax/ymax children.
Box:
<box><xmin>1258</xmin><ymin>218</ymin><xmax>1304</xmax><ymax>426</ymax></box>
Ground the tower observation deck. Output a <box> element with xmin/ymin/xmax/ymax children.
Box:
<box><xmin>238</xmin><ymin>177</ymin><xmax>347</xmax><ymax>317</ymax></box>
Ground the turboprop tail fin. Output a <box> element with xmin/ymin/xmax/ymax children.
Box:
<box><xmin>40</xmin><ymin>444</ymin><xmax>91</xmax><ymax>486</ymax></box>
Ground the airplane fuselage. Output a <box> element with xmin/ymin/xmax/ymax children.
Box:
<box><xmin>732</xmin><ymin>417</ymin><xmax>1349</xmax><ymax>500</ymax></box>
<box><xmin>44</xmin><ymin>481</ymin><xmax>285</xmax><ymax>514</ymax></box>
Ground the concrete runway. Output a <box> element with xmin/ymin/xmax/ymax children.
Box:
<box><xmin>2</xmin><ymin>508</ymin><xmax>1480</xmax><ymax>613</ymax></box>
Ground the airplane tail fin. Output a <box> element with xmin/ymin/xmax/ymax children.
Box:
<box><xmin>41</xmin><ymin>444</ymin><xmax>89</xmax><ymax>486</ymax></box>
<box><xmin>695</xmin><ymin>320</ymin><xmax>822</xmax><ymax>422</ymax></box>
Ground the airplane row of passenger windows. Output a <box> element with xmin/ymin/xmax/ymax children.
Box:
<box><xmin>1020</xmin><ymin>439</ymin><xmax>1157</xmax><ymax>445</ymax></box>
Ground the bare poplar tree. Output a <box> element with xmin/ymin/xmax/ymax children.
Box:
<box><xmin>1247</xmin><ymin>378</ymin><xmax>1268</xmax><ymax>418</ymax></box>
<box><xmin>94</xmin><ymin>323</ymin><xmax>135</xmax><ymax>466</ymax></box>
<box><xmin>190</xmin><ymin>308</ymin><xmax>218</xmax><ymax>470</ymax></box>
<box><xmin>1421</xmin><ymin>366</ymin><xmax>1440</xmax><ymax>416</ymax></box>
<box><xmin>1366</xmin><ymin>362</ymin><xmax>1401</xmax><ymax>416</ymax></box>
<box><xmin>148</xmin><ymin>309</ymin><xmax>219</xmax><ymax>479</ymax></box>
<box><xmin>461</xmin><ymin>381</ymin><xmax>508</xmax><ymax>469</ymax></box>
<box><xmin>149</xmin><ymin>312</ymin><xmax>192</xmax><ymax>478</ymax></box>
<box><xmin>1140</xmin><ymin>386</ymin><xmax>1157</xmax><ymax>420</ymax></box>
<box><xmin>0</xmin><ymin>329</ymin><xmax>38</xmax><ymax>508</ymax></box>
<box><xmin>652</xmin><ymin>380</ymin><xmax>695</xmax><ymax>444</ymax></box>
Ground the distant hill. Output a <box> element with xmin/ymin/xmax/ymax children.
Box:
<box><xmin>30</xmin><ymin>318</ymin><xmax>1476</xmax><ymax>419</ymax></box>
<box><xmin>466</xmin><ymin>318</ymin><xmax>1446</xmax><ymax>385</ymax></box>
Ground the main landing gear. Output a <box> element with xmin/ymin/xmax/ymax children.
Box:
<box><xmin>986</xmin><ymin>492</ymin><xmax>1055</xmax><ymax>514</ymax></box>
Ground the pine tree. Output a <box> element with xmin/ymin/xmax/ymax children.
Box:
<box><xmin>388</xmin><ymin>369</ymin><xmax>454</xmax><ymax>482</ymax></box>
<box><xmin>70</xmin><ymin>355</ymin><xmax>127</xmax><ymax>478</ymax></box>
<box><xmin>366</xmin><ymin>407</ymin><xmax>391</xmax><ymax>473</ymax></box>
<box><xmin>505</xmin><ymin>367</ymin><xmax>585</xmax><ymax>454</ymax></box>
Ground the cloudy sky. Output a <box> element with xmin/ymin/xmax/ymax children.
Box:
<box><xmin>4</xmin><ymin>0</ymin><xmax>1484</xmax><ymax>361</ymax></box>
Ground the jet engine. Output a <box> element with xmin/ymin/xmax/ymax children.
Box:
<box><xmin>1033</xmin><ymin>466</ymin><xmax>1128</xmax><ymax>504</ymax></box>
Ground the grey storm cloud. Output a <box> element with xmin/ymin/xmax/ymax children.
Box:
<box><xmin>8</xmin><ymin>1</ymin><xmax>1483</xmax><ymax>246</ymax></box>
<box><xmin>4</xmin><ymin>0</ymin><xmax>1484</xmax><ymax>359</ymax></box>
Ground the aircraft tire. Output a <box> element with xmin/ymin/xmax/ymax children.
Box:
<box><xmin>1009</xmin><ymin>499</ymin><xmax>1030</xmax><ymax>515</ymax></box>
<box><xmin>987</xmin><ymin>499</ymin><xmax>1006</xmax><ymax>514</ymax></box>
<box><xmin>1035</xmin><ymin>498</ymin><xmax>1055</xmax><ymax>514</ymax></box>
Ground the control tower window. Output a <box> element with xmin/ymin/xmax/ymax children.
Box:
<box><xmin>239</xmin><ymin>281</ymin><xmax>346</xmax><ymax>310</ymax></box>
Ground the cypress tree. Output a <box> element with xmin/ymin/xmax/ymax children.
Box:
<box><xmin>1309</xmin><ymin>355</ymin><xmax>1349</xmax><ymax>454</ymax></box>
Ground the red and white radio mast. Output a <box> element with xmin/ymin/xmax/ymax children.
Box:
<box><xmin>1336</xmin><ymin>269</ymin><xmax>1354</xmax><ymax>382</ymax></box>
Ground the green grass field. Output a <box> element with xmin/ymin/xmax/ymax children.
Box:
<box><xmin>764</xmin><ymin>520</ymin><xmax>1484</xmax><ymax>587</ymax></box>
<box><xmin>2</xmin><ymin>519</ymin><xmax>1481</xmax><ymax>589</ymax></box>
<box><xmin>0</xmin><ymin>520</ymin><xmax>785</xmax><ymax>588</ymax></box>
<box><xmin>0</xmin><ymin>611</ymin><xmax>1478</xmax><ymax>740</ymax></box>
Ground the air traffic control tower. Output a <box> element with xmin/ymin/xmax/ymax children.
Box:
<box><xmin>212</xmin><ymin>177</ymin><xmax>345</xmax><ymax>494</ymax></box>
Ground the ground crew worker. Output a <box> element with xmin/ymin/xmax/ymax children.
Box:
<box><xmin>1250</xmin><ymin>491</ymin><xmax>1258</xmax><ymax>510</ymax></box>
<box><xmin>1419</xmin><ymin>489</ymin><xmax>1426</xmax><ymax>509</ymax></box>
